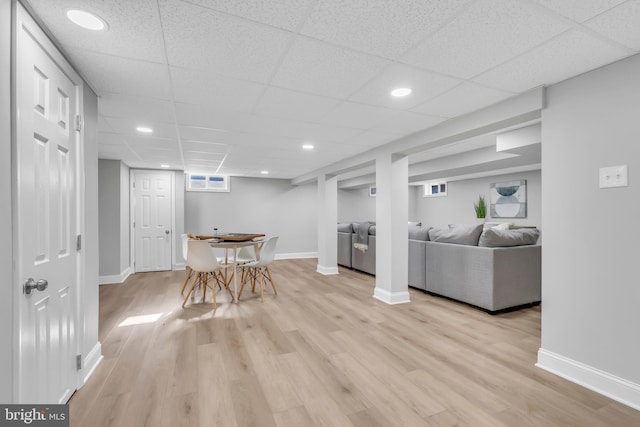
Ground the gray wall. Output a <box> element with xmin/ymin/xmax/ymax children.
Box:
<box><xmin>338</xmin><ymin>188</ymin><xmax>376</xmax><ymax>222</ymax></box>
<box><xmin>0</xmin><ymin>0</ymin><xmax>13</xmax><ymax>403</ymax></box>
<box><xmin>541</xmin><ymin>54</ymin><xmax>640</xmax><ymax>385</ymax></box>
<box><xmin>174</xmin><ymin>172</ymin><xmax>185</xmax><ymax>266</ymax></box>
<box><xmin>82</xmin><ymin>84</ymin><xmax>100</xmax><ymax>372</ymax></box>
<box><xmin>414</xmin><ymin>170</ymin><xmax>541</xmax><ymax>230</ymax></box>
<box><xmin>185</xmin><ymin>177</ymin><xmax>318</xmax><ymax>255</ymax></box>
<box><xmin>98</xmin><ymin>159</ymin><xmax>129</xmax><ymax>278</ymax></box>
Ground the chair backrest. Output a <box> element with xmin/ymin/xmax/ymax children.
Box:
<box><xmin>236</xmin><ymin>245</ymin><xmax>256</xmax><ymax>261</ymax></box>
<box><xmin>257</xmin><ymin>236</ymin><xmax>278</xmax><ymax>266</ymax></box>
<box><xmin>181</xmin><ymin>234</ymin><xmax>189</xmax><ymax>262</ymax></box>
<box><xmin>187</xmin><ymin>239</ymin><xmax>221</xmax><ymax>273</ymax></box>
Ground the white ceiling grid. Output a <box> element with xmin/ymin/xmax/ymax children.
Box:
<box><xmin>26</xmin><ymin>0</ymin><xmax>640</xmax><ymax>178</ymax></box>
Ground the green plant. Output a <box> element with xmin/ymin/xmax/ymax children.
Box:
<box><xmin>474</xmin><ymin>195</ymin><xmax>487</xmax><ymax>219</ymax></box>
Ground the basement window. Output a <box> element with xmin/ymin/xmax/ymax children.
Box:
<box><xmin>186</xmin><ymin>173</ymin><xmax>230</xmax><ymax>192</ymax></box>
<box><xmin>424</xmin><ymin>181</ymin><xmax>447</xmax><ymax>197</ymax></box>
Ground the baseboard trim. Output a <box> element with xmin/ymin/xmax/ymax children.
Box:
<box><xmin>173</xmin><ymin>262</ymin><xmax>186</xmax><ymax>271</ymax></box>
<box><xmin>99</xmin><ymin>267</ymin><xmax>131</xmax><ymax>285</ymax></box>
<box><xmin>317</xmin><ymin>265</ymin><xmax>339</xmax><ymax>275</ymax></box>
<box><xmin>275</xmin><ymin>252</ymin><xmax>318</xmax><ymax>260</ymax></box>
<box><xmin>81</xmin><ymin>342</ymin><xmax>103</xmax><ymax>386</ymax></box>
<box><xmin>537</xmin><ymin>348</ymin><xmax>640</xmax><ymax>411</ymax></box>
<box><xmin>373</xmin><ymin>288</ymin><xmax>411</xmax><ymax>305</ymax></box>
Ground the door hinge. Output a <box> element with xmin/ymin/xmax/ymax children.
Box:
<box><xmin>75</xmin><ymin>114</ymin><xmax>83</xmax><ymax>132</ymax></box>
<box><xmin>76</xmin><ymin>355</ymin><xmax>82</xmax><ymax>370</ymax></box>
<box><xmin>76</xmin><ymin>234</ymin><xmax>82</xmax><ymax>251</ymax></box>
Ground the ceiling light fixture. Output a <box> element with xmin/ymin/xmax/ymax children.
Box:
<box><xmin>260</xmin><ymin>170</ymin><xmax>269</xmax><ymax>175</ymax></box>
<box><xmin>391</xmin><ymin>87</ymin><xmax>412</xmax><ymax>97</ymax></box>
<box><xmin>136</xmin><ymin>126</ymin><xmax>153</xmax><ymax>134</ymax></box>
<box><xmin>66</xmin><ymin>9</ymin><xmax>108</xmax><ymax>31</ymax></box>
<box><xmin>160</xmin><ymin>164</ymin><xmax>170</xmax><ymax>168</ymax></box>
<box><xmin>302</xmin><ymin>144</ymin><xmax>314</xmax><ymax>150</ymax></box>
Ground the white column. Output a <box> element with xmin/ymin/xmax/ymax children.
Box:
<box><xmin>317</xmin><ymin>174</ymin><xmax>339</xmax><ymax>275</ymax></box>
<box><xmin>374</xmin><ymin>153</ymin><xmax>410</xmax><ymax>304</ymax></box>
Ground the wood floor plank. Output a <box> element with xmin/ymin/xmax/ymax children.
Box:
<box><xmin>69</xmin><ymin>260</ymin><xmax>640</xmax><ymax>427</ymax></box>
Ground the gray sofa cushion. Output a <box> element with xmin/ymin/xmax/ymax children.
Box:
<box><xmin>369</xmin><ymin>225</ymin><xmax>376</xmax><ymax>235</ymax></box>
<box><xmin>337</xmin><ymin>223</ymin><xmax>353</xmax><ymax>233</ymax></box>
<box><xmin>428</xmin><ymin>223</ymin><xmax>483</xmax><ymax>246</ymax></box>
<box><xmin>479</xmin><ymin>228</ymin><xmax>540</xmax><ymax>247</ymax></box>
<box><xmin>408</xmin><ymin>226</ymin><xmax>430</xmax><ymax>241</ymax></box>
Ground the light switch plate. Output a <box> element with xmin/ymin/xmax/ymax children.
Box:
<box><xmin>599</xmin><ymin>165</ymin><xmax>628</xmax><ymax>188</ymax></box>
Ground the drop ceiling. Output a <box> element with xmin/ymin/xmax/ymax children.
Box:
<box><xmin>26</xmin><ymin>0</ymin><xmax>640</xmax><ymax>180</ymax></box>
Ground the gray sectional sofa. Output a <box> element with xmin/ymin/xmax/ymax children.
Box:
<box><xmin>337</xmin><ymin>221</ymin><xmax>541</xmax><ymax>313</ymax></box>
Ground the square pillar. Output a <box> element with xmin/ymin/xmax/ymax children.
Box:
<box><xmin>317</xmin><ymin>174</ymin><xmax>339</xmax><ymax>275</ymax></box>
<box><xmin>374</xmin><ymin>153</ymin><xmax>410</xmax><ymax>304</ymax></box>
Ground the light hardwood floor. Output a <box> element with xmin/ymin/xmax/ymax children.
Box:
<box><xmin>70</xmin><ymin>259</ymin><xmax>640</xmax><ymax>426</ymax></box>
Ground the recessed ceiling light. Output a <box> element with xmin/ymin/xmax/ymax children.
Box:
<box><xmin>260</xmin><ymin>170</ymin><xmax>269</xmax><ymax>175</ymax></box>
<box><xmin>160</xmin><ymin>164</ymin><xmax>170</xmax><ymax>168</ymax></box>
<box><xmin>302</xmin><ymin>144</ymin><xmax>314</xmax><ymax>150</ymax></box>
<box><xmin>136</xmin><ymin>126</ymin><xmax>153</xmax><ymax>134</ymax></box>
<box><xmin>66</xmin><ymin>9</ymin><xmax>108</xmax><ymax>31</ymax></box>
<box><xmin>391</xmin><ymin>87</ymin><xmax>412</xmax><ymax>97</ymax></box>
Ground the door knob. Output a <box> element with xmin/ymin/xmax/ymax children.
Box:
<box><xmin>165</xmin><ymin>230</ymin><xmax>170</xmax><ymax>235</ymax></box>
<box><xmin>24</xmin><ymin>278</ymin><xmax>48</xmax><ymax>295</ymax></box>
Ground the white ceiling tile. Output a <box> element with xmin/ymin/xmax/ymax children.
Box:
<box><xmin>242</xmin><ymin>113</ymin><xmax>362</xmax><ymax>142</ymax></box>
<box><xmin>319</xmin><ymin>102</ymin><xmax>400</xmax><ymax>130</ymax></box>
<box><xmin>179</xmin><ymin>126</ymin><xmax>232</xmax><ymax>145</ymax></box>
<box><xmin>301</xmin><ymin>0</ymin><xmax>472</xmax><ymax>59</ymax></box>
<box><xmin>401</xmin><ymin>0</ymin><xmax>569</xmax><ymax>79</ymax></box>
<box><xmin>99</xmin><ymin>132</ymin><xmax>128</xmax><ymax>146</ymax></box>
<box><xmin>99</xmin><ymin>93</ymin><xmax>175</xmax><ymax>123</ymax></box>
<box><xmin>348</xmin><ymin>63</ymin><xmax>462</xmax><ymax>109</ymax></box>
<box><xmin>585</xmin><ymin>0</ymin><xmax>640</xmax><ymax>50</ymax></box>
<box><xmin>530</xmin><ymin>0</ymin><xmax>628</xmax><ymax>23</ymax></box>
<box><xmin>271</xmin><ymin>37</ymin><xmax>391</xmax><ymax>99</ymax></box>
<box><xmin>182</xmin><ymin>141</ymin><xmax>228</xmax><ymax>154</ymax></box>
<box><xmin>127</xmin><ymin>136</ymin><xmax>181</xmax><ymax>151</ymax></box>
<box><xmin>181</xmin><ymin>0</ymin><xmax>313</xmax><ymax>31</ymax></box>
<box><xmin>170</xmin><ymin>67</ymin><xmax>266</xmax><ymax>112</ymax></box>
<box><xmin>253</xmin><ymin>87</ymin><xmax>342</xmax><ymax>122</ymax></box>
<box><xmin>412</xmin><ymin>83</ymin><xmax>514</xmax><ymax>118</ymax></box>
<box><xmin>343</xmin><ymin>130</ymin><xmax>403</xmax><ymax>148</ymax></box>
<box><xmin>69</xmin><ymin>50</ymin><xmax>172</xmax><ymax>99</ymax></box>
<box><xmin>98</xmin><ymin>116</ymin><xmax>115</xmax><ymax>133</ymax></box>
<box><xmin>103</xmin><ymin>117</ymin><xmax>178</xmax><ymax>140</ymax></box>
<box><xmin>473</xmin><ymin>30</ymin><xmax>632</xmax><ymax>93</ymax></box>
<box><xmin>160</xmin><ymin>0</ymin><xmax>292</xmax><ymax>82</ymax></box>
<box><xmin>370</xmin><ymin>111</ymin><xmax>446</xmax><ymax>135</ymax></box>
<box><xmin>28</xmin><ymin>0</ymin><xmax>166</xmax><ymax>63</ymax></box>
<box><xmin>175</xmin><ymin>103</ymin><xmax>252</xmax><ymax>132</ymax></box>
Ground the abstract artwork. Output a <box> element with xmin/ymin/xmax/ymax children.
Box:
<box><xmin>490</xmin><ymin>180</ymin><xmax>527</xmax><ymax>218</ymax></box>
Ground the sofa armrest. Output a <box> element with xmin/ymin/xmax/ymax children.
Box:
<box><xmin>408</xmin><ymin>239</ymin><xmax>427</xmax><ymax>290</ymax></box>
<box><xmin>337</xmin><ymin>232</ymin><xmax>353</xmax><ymax>268</ymax></box>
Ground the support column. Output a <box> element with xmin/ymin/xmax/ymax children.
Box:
<box><xmin>317</xmin><ymin>174</ymin><xmax>339</xmax><ymax>275</ymax></box>
<box><xmin>374</xmin><ymin>153</ymin><xmax>410</xmax><ymax>304</ymax></box>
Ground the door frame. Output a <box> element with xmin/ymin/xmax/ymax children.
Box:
<box><xmin>129</xmin><ymin>169</ymin><xmax>176</xmax><ymax>273</ymax></box>
<box><xmin>11</xmin><ymin>1</ymin><xmax>86</xmax><ymax>402</ymax></box>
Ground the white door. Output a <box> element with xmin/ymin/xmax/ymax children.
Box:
<box><xmin>133</xmin><ymin>172</ymin><xmax>173</xmax><ymax>272</ymax></box>
<box><xmin>15</xmin><ymin>5</ymin><xmax>80</xmax><ymax>404</ymax></box>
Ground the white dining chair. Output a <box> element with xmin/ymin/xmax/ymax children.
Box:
<box><xmin>238</xmin><ymin>236</ymin><xmax>278</xmax><ymax>302</ymax></box>
<box><xmin>183</xmin><ymin>239</ymin><xmax>232</xmax><ymax>308</ymax></box>
<box><xmin>180</xmin><ymin>234</ymin><xmax>194</xmax><ymax>294</ymax></box>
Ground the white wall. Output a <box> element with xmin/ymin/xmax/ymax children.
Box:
<box><xmin>540</xmin><ymin>53</ymin><xmax>640</xmax><ymax>408</ymax></box>
<box><xmin>174</xmin><ymin>172</ymin><xmax>185</xmax><ymax>267</ymax></box>
<box><xmin>185</xmin><ymin>177</ymin><xmax>318</xmax><ymax>256</ymax></box>
<box><xmin>414</xmin><ymin>171</ymin><xmax>541</xmax><ymax>230</ymax></box>
<box><xmin>0</xmin><ymin>0</ymin><xmax>13</xmax><ymax>403</ymax></box>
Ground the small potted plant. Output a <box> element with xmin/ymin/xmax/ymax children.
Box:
<box><xmin>474</xmin><ymin>195</ymin><xmax>487</xmax><ymax>222</ymax></box>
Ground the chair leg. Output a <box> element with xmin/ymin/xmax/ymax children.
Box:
<box><xmin>259</xmin><ymin>267</ymin><xmax>265</xmax><ymax>302</ymax></box>
<box><xmin>265</xmin><ymin>266</ymin><xmax>277</xmax><ymax>295</ymax></box>
<box><xmin>202</xmin><ymin>272</ymin><xmax>208</xmax><ymax>302</ymax></box>
<box><xmin>211</xmin><ymin>272</ymin><xmax>217</xmax><ymax>309</ymax></box>
<box><xmin>180</xmin><ymin>267</ymin><xmax>193</xmax><ymax>294</ymax></box>
<box><xmin>182</xmin><ymin>272</ymin><xmax>200</xmax><ymax>307</ymax></box>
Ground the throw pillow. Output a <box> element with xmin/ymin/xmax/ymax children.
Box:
<box><xmin>478</xmin><ymin>228</ymin><xmax>540</xmax><ymax>247</ymax></box>
<box><xmin>408</xmin><ymin>226</ymin><xmax>431</xmax><ymax>241</ymax></box>
<box><xmin>428</xmin><ymin>223</ymin><xmax>484</xmax><ymax>246</ymax></box>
